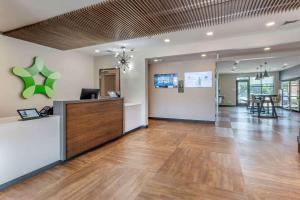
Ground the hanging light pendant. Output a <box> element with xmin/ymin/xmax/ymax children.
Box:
<box><xmin>263</xmin><ymin>61</ymin><xmax>269</xmax><ymax>78</ymax></box>
<box><xmin>255</xmin><ymin>66</ymin><xmax>260</xmax><ymax>80</ymax></box>
<box><xmin>115</xmin><ymin>46</ymin><xmax>133</xmax><ymax>73</ymax></box>
<box><xmin>255</xmin><ymin>73</ymin><xmax>260</xmax><ymax>80</ymax></box>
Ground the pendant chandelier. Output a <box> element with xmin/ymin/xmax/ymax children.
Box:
<box><xmin>263</xmin><ymin>61</ymin><xmax>269</xmax><ymax>78</ymax></box>
<box><xmin>255</xmin><ymin>61</ymin><xmax>269</xmax><ymax>80</ymax></box>
<box><xmin>115</xmin><ymin>47</ymin><xmax>133</xmax><ymax>73</ymax></box>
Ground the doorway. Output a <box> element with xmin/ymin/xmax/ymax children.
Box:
<box><xmin>99</xmin><ymin>68</ymin><xmax>120</xmax><ymax>97</ymax></box>
<box><xmin>236</xmin><ymin>80</ymin><xmax>250</xmax><ymax>106</ymax></box>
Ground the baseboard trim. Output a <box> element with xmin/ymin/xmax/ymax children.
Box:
<box><xmin>149</xmin><ymin>117</ymin><xmax>215</xmax><ymax>124</ymax></box>
<box><xmin>124</xmin><ymin>125</ymin><xmax>148</xmax><ymax>135</ymax></box>
<box><xmin>0</xmin><ymin>161</ymin><xmax>62</xmax><ymax>191</ymax></box>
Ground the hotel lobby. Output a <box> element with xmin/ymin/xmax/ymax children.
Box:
<box><xmin>0</xmin><ymin>1</ymin><xmax>300</xmax><ymax>199</ymax></box>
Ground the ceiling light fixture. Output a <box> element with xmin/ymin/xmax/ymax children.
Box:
<box><xmin>94</xmin><ymin>49</ymin><xmax>100</xmax><ymax>53</ymax></box>
<box><xmin>201</xmin><ymin>54</ymin><xmax>207</xmax><ymax>57</ymax></box>
<box><xmin>164</xmin><ymin>38</ymin><xmax>171</xmax><ymax>43</ymax></box>
<box><xmin>255</xmin><ymin>62</ymin><xmax>269</xmax><ymax>80</ymax></box>
<box><xmin>263</xmin><ymin>61</ymin><xmax>269</xmax><ymax>78</ymax></box>
<box><xmin>264</xmin><ymin>47</ymin><xmax>271</xmax><ymax>51</ymax></box>
<box><xmin>206</xmin><ymin>31</ymin><xmax>214</xmax><ymax>36</ymax></box>
<box><xmin>266</xmin><ymin>21</ymin><xmax>275</xmax><ymax>27</ymax></box>
<box><xmin>115</xmin><ymin>46</ymin><xmax>133</xmax><ymax>73</ymax></box>
<box><xmin>153</xmin><ymin>59</ymin><xmax>163</xmax><ymax>62</ymax></box>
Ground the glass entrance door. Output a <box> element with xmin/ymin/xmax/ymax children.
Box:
<box><xmin>237</xmin><ymin>80</ymin><xmax>249</xmax><ymax>106</ymax></box>
<box><xmin>290</xmin><ymin>80</ymin><xmax>299</xmax><ymax>111</ymax></box>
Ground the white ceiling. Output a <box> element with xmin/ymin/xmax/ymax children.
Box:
<box><xmin>0</xmin><ymin>0</ymin><xmax>103</xmax><ymax>32</ymax></box>
<box><xmin>145</xmin><ymin>42</ymin><xmax>300</xmax><ymax>74</ymax></box>
<box><xmin>217</xmin><ymin>55</ymin><xmax>300</xmax><ymax>74</ymax></box>
<box><xmin>77</xmin><ymin>10</ymin><xmax>300</xmax><ymax>55</ymax></box>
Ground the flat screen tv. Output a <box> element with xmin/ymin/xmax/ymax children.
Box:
<box><xmin>154</xmin><ymin>73</ymin><xmax>178</xmax><ymax>88</ymax></box>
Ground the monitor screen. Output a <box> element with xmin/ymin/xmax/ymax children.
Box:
<box><xmin>17</xmin><ymin>109</ymin><xmax>40</xmax><ymax>120</ymax></box>
<box><xmin>154</xmin><ymin>73</ymin><xmax>178</xmax><ymax>88</ymax></box>
<box><xmin>80</xmin><ymin>88</ymin><xmax>100</xmax><ymax>100</ymax></box>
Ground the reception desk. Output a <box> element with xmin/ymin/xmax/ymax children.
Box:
<box><xmin>0</xmin><ymin>97</ymin><xmax>136</xmax><ymax>189</ymax></box>
<box><xmin>54</xmin><ymin>98</ymin><xmax>124</xmax><ymax>160</ymax></box>
<box><xmin>0</xmin><ymin>116</ymin><xmax>60</xmax><ymax>189</ymax></box>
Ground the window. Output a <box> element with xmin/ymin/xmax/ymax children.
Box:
<box><xmin>281</xmin><ymin>81</ymin><xmax>289</xmax><ymax>108</ymax></box>
<box><xmin>250</xmin><ymin>76</ymin><xmax>274</xmax><ymax>95</ymax></box>
<box><xmin>281</xmin><ymin>80</ymin><xmax>300</xmax><ymax>111</ymax></box>
<box><xmin>236</xmin><ymin>77</ymin><xmax>249</xmax><ymax>81</ymax></box>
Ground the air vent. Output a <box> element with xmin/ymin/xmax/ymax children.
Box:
<box><xmin>281</xmin><ymin>20</ymin><xmax>300</xmax><ymax>26</ymax></box>
<box><xmin>105</xmin><ymin>50</ymin><xmax>115</xmax><ymax>54</ymax></box>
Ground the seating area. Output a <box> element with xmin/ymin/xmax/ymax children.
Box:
<box><xmin>249</xmin><ymin>94</ymin><xmax>279</xmax><ymax>118</ymax></box>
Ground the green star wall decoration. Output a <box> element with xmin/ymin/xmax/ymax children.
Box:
<box><xmin>11</xmin><ymin>57</ymin><xmax>61</xmax><ymax>99</ymax></box>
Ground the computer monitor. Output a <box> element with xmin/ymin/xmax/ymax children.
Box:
<box><xmin>80</xmin><ymin>88</ymin><xmax>100</xmax><ymax>100</ymax></box>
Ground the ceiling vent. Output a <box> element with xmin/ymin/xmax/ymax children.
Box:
<box><xmin>281</xmin><ymin>20</ymin><xmax>300</xmax><ymax>26</ymax></box>
<box><xmin>105</xmin><ymin>50</ymin><xmax>115</xmax><ymax>54</ymax></box>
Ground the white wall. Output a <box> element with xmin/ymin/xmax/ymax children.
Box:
<box><xmin>0</xmin><ymin>35</ymin><xmax>94</xmax><ymax>117</ymax></box>
<box><xmin>148</xmin><ymin>59</ymin><xmax>216</xmax><ymax>121</ymax></box>
<box><xmin>280</xmin><ymin>65</ymin><xmax>300</xmax><ymax>81</ymax></box>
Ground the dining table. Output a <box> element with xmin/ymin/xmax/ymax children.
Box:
<box><xmin>254</xmin><ymin>94</ymin><xmax>278</xmax><ymax>118</ymax></box>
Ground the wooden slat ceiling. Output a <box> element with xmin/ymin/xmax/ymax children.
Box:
<box><xmin>4</xmin><ymin>0</ymin><xmax>300</xmax><ymax>50</ymax></box>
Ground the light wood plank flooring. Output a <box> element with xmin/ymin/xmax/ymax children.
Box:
<box><xmin>1</xmin><ymin>107</ymin><xmax>300</xmax><ymax>200</ymax></box>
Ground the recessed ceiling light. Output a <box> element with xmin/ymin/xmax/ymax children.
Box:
<box><xmin>266</xmin><ymin>21</ymin><xmax>275</xmax><ymax>27</ymax></box>
<box><xmin>206</xmin><ymin>31</ymin><xmax>214</xmax><ymax>36</ymax></box>
<box><xmin>164</xmin><ymin>38</ymin><xmax>171</xmax><ymax>43</ymax></box>
<box><xmin>283</xmin><ymin>63</ymin><xmax>288</xmax><ymax>66</ymax></box>
<box><xmin>264</xmin><ymin>47</ymin><xmax>271</xmax><ymax>51</ymax></box>
<box><xmin>201</xmin><ymin>54</ymin><xmax>207</xmax><ymax>57</ymax></box>
<box><xmin>94</xmin><ymin>49</ymin><xmax>100</xmax><ymax>53</ymax></box>
<box><xmin>130</xmin><ymin>55</ymin><xmax>134</xmax><ymax>58</ymax></box>
<box><xmin>154</xmin><ymin>59</ymin><xmax>159</xmax><ymax>62</ymax></box>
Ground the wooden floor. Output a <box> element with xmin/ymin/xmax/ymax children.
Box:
<box><xmin>1</xmin><ymin>107</ymin><xmax>300</xmax><ymax>200</ymax></box>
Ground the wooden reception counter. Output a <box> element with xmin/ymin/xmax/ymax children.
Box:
<box><xmin>54</xmin><ymin>98</ymin><xmax>123</xmax><ymax>160</ymax></box>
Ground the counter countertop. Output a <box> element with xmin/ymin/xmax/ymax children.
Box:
<box><xmin>54</xmin><ymin>97</ymin><xmax>123</xmax><ymax>104</ymax></box>
<box><xmin>0</xmin><ymin>115</ymin><xmax>60</xmax><ymax>125</ymax></box>
<box><xmin>124</xmin><ymin>103</ymin><xmax>142</xmax><ymax>107</ymax></box>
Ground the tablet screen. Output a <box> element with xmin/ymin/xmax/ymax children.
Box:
<box><xmin>17</xmin><ymin>109</ymin><xmax>40</xmax><ymax>120</ymax></box>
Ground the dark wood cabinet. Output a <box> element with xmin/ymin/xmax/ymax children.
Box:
<box><xmin>54</xmin><ymin>98</ymin><xmax>124</xmax><ymax>160</ymax></box>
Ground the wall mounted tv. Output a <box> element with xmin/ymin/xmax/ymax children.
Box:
<box><xmin>154</xmin><ymin>73</ymin><xmax>178</xmax><ymax>88</ymax></box>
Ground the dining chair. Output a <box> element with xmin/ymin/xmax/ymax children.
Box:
<box><xmin>250</xmin><ymin>95</ymin><xmax>260</xmax><ymax>114</ymax></box>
